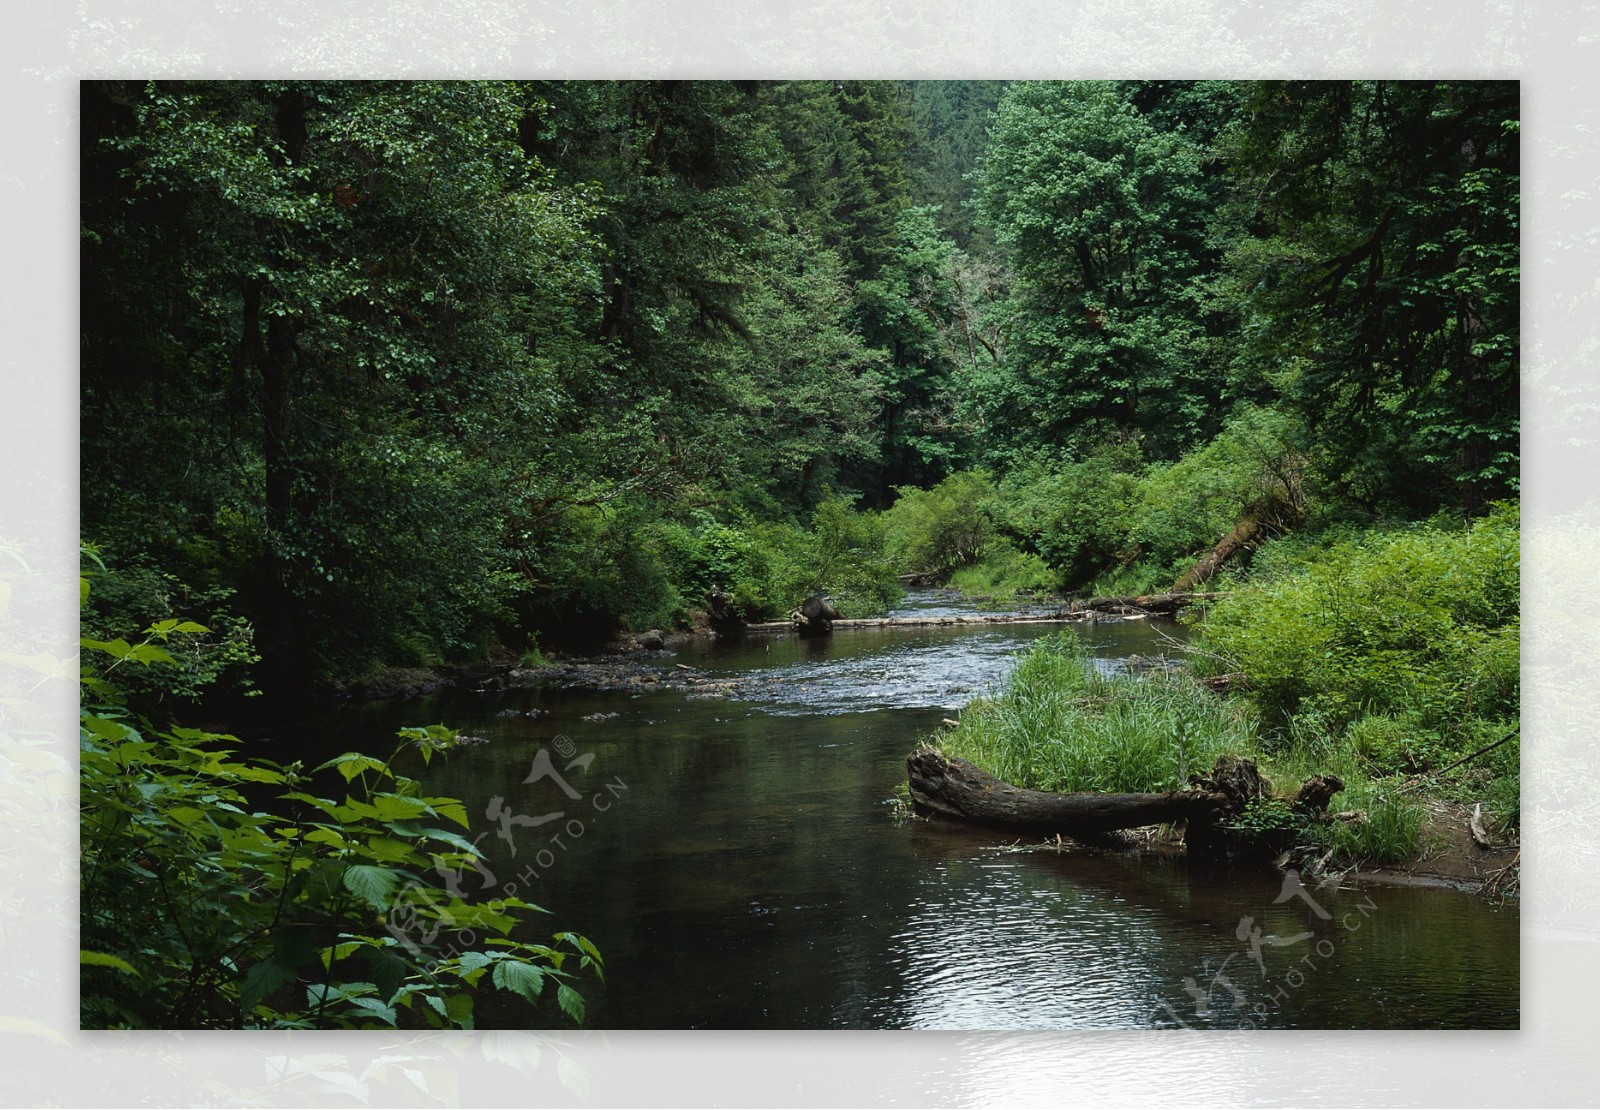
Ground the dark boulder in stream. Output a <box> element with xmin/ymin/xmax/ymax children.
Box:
<box><xmin>790</xmin><ymin>592</ymin><xmax>841</xmax><ymax>636</ymax></box>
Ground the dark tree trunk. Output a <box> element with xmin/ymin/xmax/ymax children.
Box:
<box><xmin>1170</xmin><ymin>516</ymin><xmax>1264</xmax><ymax>593</ymax></box>
<box><xmin>243</xmin><ymin>277</ymin><xmax>302</xmax><ymax>692</ymax></box>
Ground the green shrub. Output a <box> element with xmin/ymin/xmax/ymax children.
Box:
<box><xmin>882</xmin><ymin>470</ymin><xmax>999</xmax><ymax>577</ymax></box>
<box><xmin>794</xmin><ymin>496</ymin><xmax>902</xmax><ymax>617</ymax></box>
<box><xmin>1227</xmin><ymin>796</ymin><xmax>1300</xmax><ymax>837</ymax></box>
<box><xmin>991</xmin><ymin>441</ymin><xmax>1141</xmax><ymax>588</ymax></box>
<box><xmin>1127</xmin><ymin>406</ymin><xmax>1309</xmax><ymax>576</ymax></box>
<box><xmin>80</xmin><ymin>548</ymin><xmax>261</xmax><ymax>705</ymax></box>
<box><xmin>639</xmin><ymin>497</ymin><xmax>901</xmax><ymax>624</ymax></box>
<box><xmin>947</xmin><ymin>539</ymin><xmax>1057</xmax><ymax>600</ymax></box>
<box><xmin>1197</xmin><ymin>502</ymin><xmax>1520</xmax><ymax>741</ymax></box>
<box><xmin>81</xmin><ymin>574</ymin><xmax>601</xmax><ymax>1029</ymax></box>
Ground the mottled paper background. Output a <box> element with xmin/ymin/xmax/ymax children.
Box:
<box><xmin>3</xmin><ymin>2</ymin><xmax>1592</xmax><ymax>1104</ymax></box>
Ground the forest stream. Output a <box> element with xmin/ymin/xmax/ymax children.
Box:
<box><xmin>292</xmin><ymin>591</ymin><xmax>1518</xmax><ymax>1030</ymax></box>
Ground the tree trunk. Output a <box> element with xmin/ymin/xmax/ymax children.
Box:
<box><xmin>1170</xmin><ymin>516</ymin><xmax>1265</xmax><ymax>593</ymax></box>
<box><xmin>241</xmin><ymin>279</ymin><xmax>301</xmax><ymax>692</ymax></box>
<box><xmin>906</xmin><ymin>749</ymin><xmax>1235</xmax><ymax>837</ymax></box>
<box><xmin>1074</xmin><ymin>592</ymin><xmax>1219</xmax><ymax>616</ymax></box>
<box><xmin>790</xmin><ymin>592</ymin><xmax>841</xmax><ymax>636</ymax></box>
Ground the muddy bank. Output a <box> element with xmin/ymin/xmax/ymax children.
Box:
<box><xmin>1353</xmin><ymin>801</ymin><xmax>1520</xmax><ymax>893</ymax></box>
<box><xmin>921</xmin><ymin>797</ymin><xmax>1520</xmax><ymax>895</ymax></box>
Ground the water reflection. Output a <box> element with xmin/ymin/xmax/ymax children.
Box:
<box><xmin>311</xmin><ymin>598</ymin><xmax>1517</xmax><ymax>1030</ymax></box>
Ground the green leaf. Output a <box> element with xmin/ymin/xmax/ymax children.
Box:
<box><xmin>454</xmin><ymin>951</ymin><xmax>492</xmax><ymax>978</ymax></box>
<box><xmin>81</xmin><ymin>951</ymin><xmax>140</xmax><ymax>977</ymax></box>
<box><xmin>125</xmin><ymin>643</ymin><xmax>177</xmax><ymax>666</ymax></box>
<box><xmin>320</xmin><ymin>940</ymin><xmax>364</xmax><ymax>970</ymax></box>
<box><xmin>304</xmin><ymin>826</ymin><xmax>348</xmax><ymax>849</ymax></box>
<box><xmin>316</xmin><ymin>753</ymin><xmax>393</xmax><ymax>783</ymax></box>
<box><xmin>416</xmin><ymin>826</ymin><xmax>479</xmax><ymax>854</ymax></box>
<box><xmin>240</xmin><ymin>959</ymin><xmax>299</xmax><ymax>1012</ymax></box>
<box><xmin>425</xmin><ymin>799</ymin><xmax>470</xmax><ymax>829</ymax></box>
<box><xmin>445</xmin><ymin>991</ymin><xmax>475</xmax><ymax>1029</ymax></box>
<box><xmin>556</xmin><ymin>983</ymin><xmax>585</xmax><ymax>1024</ymax></box>
<box><xmin>491</xmin><ymin>959</ymin><xmax>545</xmax><ymax>1004</ymax></box>
<box><xmin>372</xmin><ymin>793</ymin><xmax>433</xmax><ymax>822</ymax></box>
<box><xmin>347</xmin><ymin>995</ymin><xmax>398</xmax><ymax>1027</ymax></box>
<box><xmin>342</xmin><ymin>864</ymin><xmax>403</xmax><ymax>908</ymax></box>
<box><xmin>282</xmin><ymin>791</ymin><xmax>339</xmax><ymax>817</ymax></box>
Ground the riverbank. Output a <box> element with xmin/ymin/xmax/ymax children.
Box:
<box><xmin>331</xmin><ymin>604</ymin><xmax>1518</xmax><ymax>897</ymax></box>
<box><xmin>325</xmin><ymin>600</ymin><xmax>1198</xmax><ymax>702</ymax></box>
<box><xmin>942</xmin><ymin>795</ymin><xmax>1520</xmax><ymax>895</ymax></box>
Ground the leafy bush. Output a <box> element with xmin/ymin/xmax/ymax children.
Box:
<box><xmin>799</xmin><ymin>496</ymin><xmax>903</xmax><ymax>617</ymax></box>
<box><xmin>637</xmin><ymin>498</ymin><xmax>901</xmax><ymax>625</ymax></box>
<box><xmin>946</xmin><ymin>539</ymin><xmax>1057</xmax><ymax>600</ymax></box>
<box><xmin>882</xmin><ymin>470</ymin><xmax>999</xmax><ymax>577</ymax></box>
<box><xmin>1227</xmin><ymin>796</ymin><xmax>1300</xmax><ymax>837</ymax></box>
<box><xmin>79</xmin><ymin>547</ymin><xmax>261</xmax><ymax>705</ymax></box>
<box><xmin>991</xmin><ymin>441</ymin><xmax>1141</xmax><ymax>588</ymax></box>
<box><xmin>81</xmin><ymin>579</ymin><xmax>600</xmax><ymax>1029</ymax></box>
<box><xmin>1197</xmin><ymin>502</ymin><xmax>1520</xmax><ymax>749</ymax></box>
<box><xmin>1128</xmin><ymin>406</ymin><xmax>1308</xmax><ymax>578</ymax></box>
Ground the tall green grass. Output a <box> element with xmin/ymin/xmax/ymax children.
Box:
<box><xmin>939</xmin><ymin>633</ymin><xmax>1258</xmax><ymax>794</ymax></box>
<box><xmin>1254</xmin><ymin>738</ymin><xmax>1422</xmax><ymax>865</ymax></box>
<box><xmin>939</xmin><ymin>633</ymin><xmax>1424</xmax><ymax>865</ymax></box>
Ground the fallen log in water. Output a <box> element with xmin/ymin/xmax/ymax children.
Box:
<box><xmin>744</xmin><ymin>613</ymin><xmax>1086</xmax><ymax>633</ymax></box>
<box><xmin>744</xmin><ymin>596</ymin><xmax>1218</xmax><ymax>635</ymax></box>
<box><xmin>906</xmin><ymin>748</ymin><xmax>1238</xmax><ymax>837</ymax></box>
<box><xmin>1071</xmin><ymin>592</ymin><xmax>1220</xmax><ymax>616</ymax></box>
<box><xmin>906</xmin><ymin>750</ymin><xmax>1341</xmax><ymax>860</ymax></box>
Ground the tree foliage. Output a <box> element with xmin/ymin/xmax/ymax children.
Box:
<box><xmin>1218</xmin><ymin>80</ymin><xmax>1520</xmax><ymax>513</ymax></box>
<box><xmin>975</xmin><ymin>81</ymin><xmax>1223</xmax><ymax>458</ymax></box>
<box><xmin>80</xmin><ymin>78</ymin><xmax>1519</xmax><ymax>688</ymax></box>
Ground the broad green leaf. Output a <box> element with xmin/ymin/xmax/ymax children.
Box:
<box><xmin>319</xmin><ymin>941</ymin><xmax>365</xmax><ymax>971</ymax></box>
<box><xmin>347</xmin><ymin>995</ymin><xmax>398</xmax><ymax>1027</ymax></box>
<box><xmin>125</xmin><ymin>643</ymin><xmax>177</xmax><ymax>666</ymax></box>
<box><xmin>363</xmin><ymin>835</ymin><xmax>422</xmax><ymax>864</ymax></box>
<box><xmin>444</xmin><ymin>992</ymin><xmax>474</xmax><ymax>1028</ymax></box>
<box><xmin>556</xmin><ymin>983</ymin><xmax>585</xmax><ymax>1024</ymax></box>
<box><xmin>454</xmin><ymin>951</ymin><xmax>492</xmax><ymax>977</ymax></box>
<box><xmin>282</xmin><ymin>791</ymin><xmax>339</xmax><ymax>817</ymax></box>
<box><xmin>372</xmin><ymin>793</ymin><xmax>433</xmax><ymax>822</ymax></box>
<box><xmin>490</xmin><ymin>959</ymin><xmax>545</xmax><ymax>1004</ymax></box>
<box><xmin>342</xmin><ymin>864</ymin><xmax>403</xmax><ymax>908</ymax></box>
<box><xmin>240</xmin><ymin>959</ymin><xmax>299</xmax><ymax>1012</ymax></box>
<box><xmin>416</xmin><ymin>826</ymin><xmax>479</xmax><ymax>854</ymax></box>
<box><xmin>315</xmin><ymin>753</ymin><xmax>393</xmax><ymax>783</ymax></box>
<box><xmin>424</xmin><ymin>798</ymin><xmax>470</xmax><ymax>829</ymax></box>
<box><xmin>81</xmin><ymin>951</ymin><xmax>140</xmax><ymax>976</ymax></box>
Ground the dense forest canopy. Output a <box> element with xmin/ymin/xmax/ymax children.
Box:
<box><xmin>80</xmin><ymin>79</ymin><xmax>1519</xmax><ymax>699</ymax></box>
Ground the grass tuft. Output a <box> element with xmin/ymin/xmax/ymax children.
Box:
<box><xmin>939</xmin><ymin>633</ymin><xmax>1256</xmax><ymax>795</ymax></box>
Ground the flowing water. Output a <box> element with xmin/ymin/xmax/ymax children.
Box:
<box><xmin>309</xmin><ymin>591</ymin><xmax>1518</xmax><ymax>1029</ymax></box>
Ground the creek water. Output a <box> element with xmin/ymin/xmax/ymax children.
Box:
<box><xmin>310</xmin><ymin>591</ymin><xmax>1518</xmax><ymax>1029</ymax></box>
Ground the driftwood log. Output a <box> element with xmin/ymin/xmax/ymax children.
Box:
<box><xmin>1070</xmin><ymin>592</ymin><xmax>1219</xmax><ymax>616</ymax></box>
<box><xmin>907</xmin><ymin>750</ymin><xmax>1340</xmax><ymax>859</ymax></box>
<box><xmin>906</xmin><ymin>749</ymin><xmax>1240</xmax><ymax>838</ymax></box>
<box><xmin>741</xmin><ymin>593</ymin><xmax>1218</xmax><ymax>635</ymax></box>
